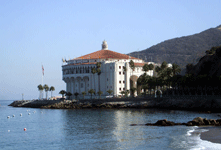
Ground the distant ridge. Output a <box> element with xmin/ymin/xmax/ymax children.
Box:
<box><xmin>129</xmin><ymin>25</ymin><xmax>221</xmax><ymax>68</ymax></box>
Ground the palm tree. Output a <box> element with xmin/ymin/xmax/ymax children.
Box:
<box><xmin>91</xmin><ymin>67</ymin><xmax>97</xmax><ymax>92</ymax></box>
<box><xmin>59</xmin><ymin>90</ymin><xmax>66</xmax><ymax>98</ymax></box>
<box><xmin>106</xmin><ymin>89</ymin><xmax>113</xmax><ymax>96</ymax></box>
<box><xmin>129</xmin><ymin>60</ymin><xmax>135</xmax><ymax>74</ymax></box>
<box><xmin>43</xmin><ymin>84</ymin><xmax>49</xmax><ymax>99</ymax></box>
<box><xmin>172</xmin><ymin>63</ymin><xmax>181</xmax><ymax>76</ymax></box>
<box><xmin>37</xmin><ymin>84</ymin><xmax>43</xmax><ymax>99</ymax></box>
<box><xmin>120</xmin><ymin>91</ymin><xmax>125</xmax><ymax>97</ymax></box>
<box><xmin>49</xmin><ymin>86</ymin><xmax>55</xmax><ymax>99</ymax></box>
<box><xmin>125</xmin><ymin>90</ymin><xmax>130</xmax><ymax>98</ymax></box>
<box><xmin>82</xmin><ymin>91</ymin><xmax>86</xmax><ymax>99</ymax></box>
<box><xmin>96</xmin><ymin>62</ymin><xmax>102</xmax><ymax>91</ymax></box>
<box><xmin>66</xmin><ymin>92</ymin><xmax>72</xmax><ymax>100</ymax></box>
<box><xmin>130</xmin><ymin>87</ymin><xmax>137</xmax><ymax>97</ymax></box>
<box><xmin>123</xmin><ymin>66</ymin><xmax>127</xmax><ymax>72</ymax></box>
<box><xmin>97</xmin><ymin>91</ymin><xmax>103</xmax><ymax>99</ymax></box>
<box><xmin>88</xmin><ymin>89</ymin><xmax>95</xmax><ymax>99</ymax></box>
<box><xmin>161</xmin><ymin>61</ymin><xmax>168</xmax><ymax>70</ymax></box>
<box><xmin>74</xmin><ymin>92</ymin><xmax>79</xmax><ymax>99</ymax></box>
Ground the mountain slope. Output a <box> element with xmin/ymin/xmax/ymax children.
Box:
<box><xmin>129</xmin><ymin>25</ymin><xmax>221</xmax><ymax>68</ymax></box>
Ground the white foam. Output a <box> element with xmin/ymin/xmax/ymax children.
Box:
<box><xmin>186</xmin><ymin>127</ymin><xmax>221</xmax><ymax>150</ymax></box>
<box><xmin>186</xmin><ymin>126</ymin><xmax>198</xmax><ymax>136</ymax></box>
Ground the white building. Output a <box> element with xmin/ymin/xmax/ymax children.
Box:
<box><xmin>62</xmin><ymin>41</ymin><xmax>154</xmax><ymax>99</ymax></box>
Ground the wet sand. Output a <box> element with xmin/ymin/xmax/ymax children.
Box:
<box><xmin>200</xmin><ymin>127</ymin><xmax>221</xmax><ymax>144</ymax></box>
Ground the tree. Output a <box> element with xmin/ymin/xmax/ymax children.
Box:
<box><xmin>82</xmin><ymin>91</ymin><xmax>86</xmax><ymax>99</ymax></box>
<box><xmin>123</xmin><ymin>66</ymin><xmax>127</xmax><ymax>72</ymax></box>
<box><xmin>97</xmin><ymin>91</ymin><xmax>103</xmax><ymax>99</ymax></box>
<box><xmin>125</xmin><ymin>90</ymin><xmax>130</xmax><ymax>98</ymax></box>
<box><xmin>37</xmin><ymin>84</ymin><xmax>44</xmax><ymax>99</ymax></box>
<box><xmin>172</xmin><ymin>63</ymin><xmax>181</xmax><ymax>76</ymax></box>
<box><xmin>186</xmin><ymin>63</ymin><xmax>194</xmax><ymax>75</ymax></box>
<box><xmin>120</xmin><ymin>91</ymin><xmax>125</xmax><ymax>97</ymax></box>
<box><xmin>148</xmin><ymin>64</ymin><xmax>154</xmax><ymax>71</ymax></box>
<box><xmin>91</xmin><ymin>67</ymin><xmax>97</xmax><ymax>92</ymax></box>
<box><xmin>129</xmin><ymin>60</ymin><xmax>135</xmax><ymax>73</ymax></box>
<box><xmin>66</xmin><ymin>92</ymin><xmax>72</xmax><ymax>100</ymax></box>
<box><xmin>96</xmin><ymin>62</ymin><xmax>102</xmax><ymax>91</ymax></box>
<box><xmin>43</xmin><ymin>84</ymin><xmax>49</xmax><ymax>99</ymax></box>
<box><xmin>59</xmin><ymin>90</ymin><xmax>66</xmax><ymax>98</ymax></box>
<box><xmin>106</xmin><ymin>89</ymin><xmax>113</xmax><ymax>96</ymax></box>
<box><xmin>161</xmin><ymin>61</ymin><xmax>168</xmax><ymax>70</ymax></box>
<box><xmin>74</xmin><ymin>92</ymin><xmax>79</xmax><ymax>99</ymax></box>
<box><xmin>143</xmin><ymin>64</ymin><xmax>150</xmax><ymax>73</ymax></box>
<box><xmin>88</xmin><ymin>89</ymin><xmax>95</xmax><ymax>99</ymax></box>
<box><xmin>49</xmin><ymin>86</ymin><xmax>55</xmax><ymax>99</ymax></box>
<box><xmin>130</xmin><ymin>87</ymin><xmax>137</xmax><ymax>97</ymax></box>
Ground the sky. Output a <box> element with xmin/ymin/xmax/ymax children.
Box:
<box><xmin>0</xmin><ymin>0</ymin><xmax>221</xmax><ymax>100</ymax></box>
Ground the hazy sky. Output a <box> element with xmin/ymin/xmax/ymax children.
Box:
<box><xmin>1</xmin><ymin>0</ymin><xmax>220</xmax><ymax>100</ymax></box>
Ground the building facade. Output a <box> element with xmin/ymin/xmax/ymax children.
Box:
<box><xmin>62</xmin><ymin>41</ymin><xmax>154</xmax><ymax>99</ymax></box>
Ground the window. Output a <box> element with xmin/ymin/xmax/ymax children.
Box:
<box><xmin>123</xmin><ymin>72</ymin><xmax>125</xmax><ymax>75</ymax></box>
<box><xmin>123</xmin><ymin>81</ymin><xmax>125</xmax><ymax>83</ymax></box>
<box><xmin>119</xmin><ymin>72</ymin><xmax>121</xmax><ymax>75</ymax></box>
<box><xmin>119</xmin><ymin>66</ymin><xmax>121</xmax><ymax>69</ymax></box>
<box><xmin>110</xmin><ymin>86</ymin><xmax>112</xmax><ymax>89</ymax></box>
<box><xmin>119</xmin><ymin>81</ymin><xmax>121</xmax><ymax>83</ymax></box>
<box><xmin>123</xmin><ymin>88</ymin><xmax>125</xmax><ymax>90</ymax></box>
<box><xmin>88</xmin><ymin>84</ymin><xmax>89</xmax><ymax>87</ymax></box>
<box><xmin>119</xmin><ymin>88</ymin><xmax>121</xmax><ymax>91</ymax></box>
<box><xmin>110</xmin><ymin>67</ymin><xmax>112</xmax><ymax>69</ymax></box>
<box><xmin>107</xmin><ymin>86</ymin><xmax>108</xmax><ymax>89</ymax></box>
<box><xmin>81</xmin><ymin>83</ymin><xmax>84</xmax><ymax>88</ymax></box>
<box><xmin>107</xmin><ymin>78</ymin><xmax>108</xmax><ymax>81</ymax></box>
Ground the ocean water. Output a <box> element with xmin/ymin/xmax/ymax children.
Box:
<box><xmin>1</xmin><ymin>100</ymin><xmax>221</xmax><ymax>150</ymax></box>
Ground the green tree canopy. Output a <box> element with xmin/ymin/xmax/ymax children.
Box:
<box><xmin>82</xmin><ymin>91</ymin><xmax>86</xmax><ymax>99</ymax></box>
<box><xmin>88</xmin><ymin>89</ymin><xmax>95</xmax><ymax>99</ymax></box>
<box><xmin>66</xmin><ymin>92</ymin><xmax>72</xmax><ymax>100</ymax></box>
<box><xmin>59</xmin><ymin>90</ymin><xmax>66</xmax><ymax>98</ymax></box>
<box><xmin>97</xmin><ymin>91</ymin><xmax>103</xmax><ymax>99</ymax></box>
<box><xmin>106</xmin><ymin>89</ymin><xmax>113</xmax><ymax>95</ymax></box>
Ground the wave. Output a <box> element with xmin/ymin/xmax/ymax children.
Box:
<box><xmin>186</xmin><ymin>126</ymin><xmax>221</xmax><ymax>150</ymax></box>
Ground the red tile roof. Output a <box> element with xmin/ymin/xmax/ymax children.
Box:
<box><xmin>73</xmin><ymin>50</ymin><xmax>139</xmax><ymax>60</ymax></box>
<box><xmin>134</xmin><ymin>63</ymin><xmax>148</xmax><ymax>67</ymax></box>
<box><xmin>63</xmin><ymin>62</ymin><xmax>97</xmax><ymax>66</ymax></box>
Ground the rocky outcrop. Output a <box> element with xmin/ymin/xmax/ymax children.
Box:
<box><xmin>141</xmin><ymin>117</ymin><xmax>221</xmax><ymax>126</ymax></box>
<box><xmin>8</xmin><ymin>96</ymin><xmax>221</xmax><ymax>112</ymax></box>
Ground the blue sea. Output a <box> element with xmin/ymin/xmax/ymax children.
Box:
<box><xmin>1</xmin><ymin>100</ymin><xmax>221</xmax><ymax>150</ymax></box>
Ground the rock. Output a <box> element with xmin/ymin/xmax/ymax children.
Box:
<box><xmin>192</xmin><ymin>117</ymin><xmax>205</xmax><ymax>125</ymax></box>
<box><xmin>216</xmin><ymin>119</ymin><xmax>221</xmax><ymax>124</ymax></box>
<box><xmin>203</xmin><ymin>118</ymin><xmax>211</xmax><ymax>125</ymax></box>
<box><xmin>209</xmin><ymin>119</ymin><xmax>216</xmax><ymax>125</ymax></box>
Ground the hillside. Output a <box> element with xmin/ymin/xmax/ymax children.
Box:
<box><xmin>188</xmin><ymin>46</ymin><xmax>221</xmax><ymax>76</ymax></box>
<box><xmin>129</xmin><ymin>25</ymin><xmax>221</xmax><ymax>68</ymax></box>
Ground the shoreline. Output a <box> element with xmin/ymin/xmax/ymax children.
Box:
<box><xmin>8</xmin><ymin>96</ymin><xmax>221</xmax><ymax>112</ymax></box>
<box><xmin>200</xmin><ymin>126</ymin><xmax>221</xmax><ymax>144</ymax></box>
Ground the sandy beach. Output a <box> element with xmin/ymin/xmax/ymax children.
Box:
<box><xmin>200</xmin><ymin>126</ymin><xmax>221</xmax><ymax>144</ymax></box>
